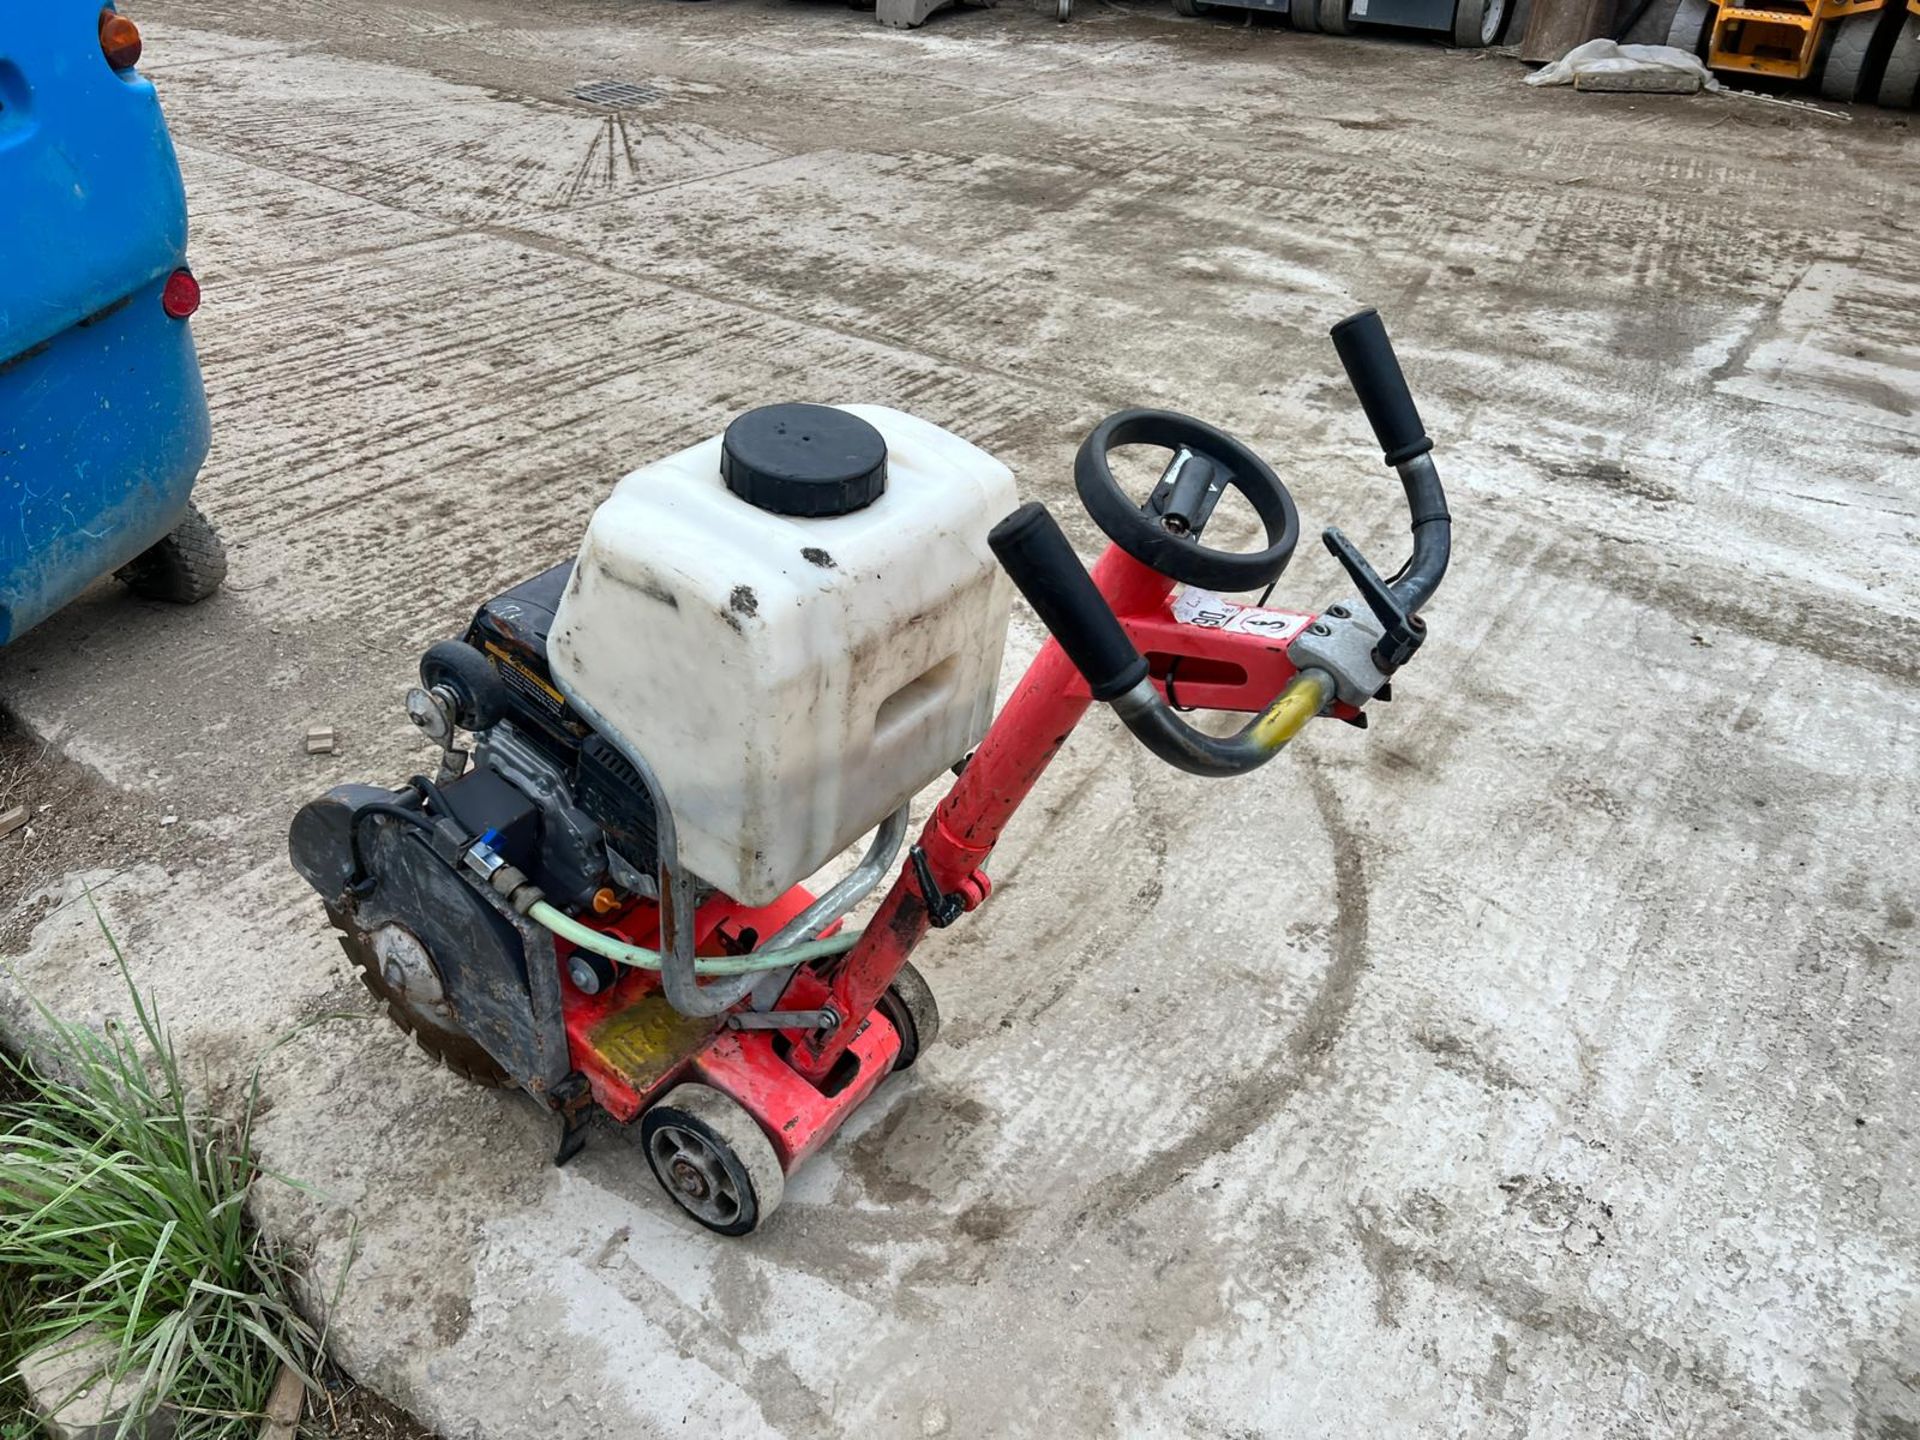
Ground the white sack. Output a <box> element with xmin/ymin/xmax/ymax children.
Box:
<box><xmin>1526</xmin><ymin>38</ymin><xmax>1722</xmax><ymax>89</ymax></box>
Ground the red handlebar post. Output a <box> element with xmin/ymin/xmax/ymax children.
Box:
<box><xmin>781</xmin><ymin>543</ymin><xmax>1172</xmax><ymax>1082</ymax></box>
<box><xmin>781</xmin><ymin>540</ymin><xmax>1339</xmax><ymax>1084</ymax></box>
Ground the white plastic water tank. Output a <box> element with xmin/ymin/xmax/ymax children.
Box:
<box><xmin>548</xmin><ymin>403</ymin><xmax>1017</xmax><ymax>906</ymax></box>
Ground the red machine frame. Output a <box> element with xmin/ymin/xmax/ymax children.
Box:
<box><xmin>554</xmin><ymin>541</ymin><xmax>1355</xmax><ymax>1172</ymax></box>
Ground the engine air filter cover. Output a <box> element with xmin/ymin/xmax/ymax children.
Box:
<box><xmin>721</xmin><ymin>403</ymin><xmax>887</xmax><ymax>517</ymax></box>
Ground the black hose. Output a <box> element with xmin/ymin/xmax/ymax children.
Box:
<box><xmin>407</xmin><ymin>773</ymin><xmax>454</xmax><ymax>815</ymax></box>
<box><xmin>347</xmin><ymin>798</ymin><xmax>439</xmax><ymax>891</ymax></box>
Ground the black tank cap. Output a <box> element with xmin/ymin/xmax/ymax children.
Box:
<box><xmin>720</xmin><ymin>404</ymin><xmax>887</xmax><ymax>518</ymax></box>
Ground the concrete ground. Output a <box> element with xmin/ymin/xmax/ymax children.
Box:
<box><xmin>4</xmin><ymin>0</ymin><xmax>1918</xmax><ymax>1434</ymax></box>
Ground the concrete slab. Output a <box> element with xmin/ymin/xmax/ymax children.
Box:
<box><xmin>3</xmin><ymin>2</ymin><xmax>1917</xmax><ymax>1437</ymax></box>
<box><xmin>17</xmin><ymin>1324</ymin><xmax>177</xmax><ymax>1440</ymax></box>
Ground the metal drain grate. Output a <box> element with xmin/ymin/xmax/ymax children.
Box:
<box><xmin>573</xmin><ymin>79</ymin><xmax>664</xmax><ymax>109</ymax></box>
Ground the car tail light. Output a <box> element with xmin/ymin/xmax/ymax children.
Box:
<box><xmin>161</xmin><ymin>269</ymin><xmax>200</xmax><ymax>319</ymax></box>
<box><xmin>98</xmin><ymin>8</ymin><xmax>142</xmax><ymax>70</ymax></box>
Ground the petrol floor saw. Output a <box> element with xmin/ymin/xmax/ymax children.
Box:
<box><xmin>289</xmin><ymin>309</ymin><xmax>1451</xmax><ymax>1235</ymax></box>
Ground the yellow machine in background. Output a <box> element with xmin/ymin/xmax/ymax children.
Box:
<box><xmin>1667</xmin><ymin>0</ymin><xmax>1920</xmax><ymax>103</ymax></box>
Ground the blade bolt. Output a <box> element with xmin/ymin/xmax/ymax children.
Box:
<box><xmin>1327</xmin><ymin>605</ymin><xmax>1350</xmax><ymax>619</ymax></box>
<box><xmin>1308</xmin><ymin>622</ymin><xmax>1331</xmax><ymax>636</ymax></box>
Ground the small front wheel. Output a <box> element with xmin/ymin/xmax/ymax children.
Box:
<box><xmin>638</xmin><ymin>1084</ymin><xmax>785</xmax><ymax>1236</ymax></box>
<box><xmin>1174</xmin><ymin>0</ymin><xmax>1212</xmax><ymax>15</ymax></box>
<box><xmin>116</xmin><ymin>501</ymin><xmax>227</xmax><ymax>605</ymax></box>
<box><xmin>875</xmin><ymin>961</ymin><xmax>941</xmax><ymax>1071</ymax></box>
<box><xmin>1057</xmin><ymin>0</ymin><xmax>1072</xmax><ymax>20</ymax></box>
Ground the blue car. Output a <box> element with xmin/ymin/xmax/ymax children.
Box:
<box><xmin>0</xmin><ymin>2</ymin><xmax>224</xmax><ymax>648</ymax></box>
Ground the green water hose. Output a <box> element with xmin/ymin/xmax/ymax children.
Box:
<box><xmin>527</xmin><ymin>900</ymin><xmax>860</xmax><ymax>976</ymax></box>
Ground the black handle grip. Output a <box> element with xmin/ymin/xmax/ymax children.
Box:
<box><xmin>989</xmin><ymin>502</ymin><xmax>1149</xmax><ymax>702</ymax></box>
<box><xmin>1330</xmin><ymin>308</ymin><xmax>1432</xmax><ymax>468</ymax></box>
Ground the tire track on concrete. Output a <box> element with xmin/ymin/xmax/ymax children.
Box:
<box><xmin>1091</xmin><ymin>758</ymin><xmax>1369</xmax><ymax>1225</ymax></box>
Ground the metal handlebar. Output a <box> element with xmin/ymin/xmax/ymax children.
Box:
<box><xmin>988</xmin><ymin>502</ymin><xmax>1330</xmax><ymax>777</ymax></box>
<box><xmin>989</xmin><ymin>307</ymin><xmax>1450</xmax><ymax>772</ymax></box>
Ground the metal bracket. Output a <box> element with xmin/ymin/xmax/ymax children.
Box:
<box><xmin>1285</xmin><ymin>601</ymin><xmax>1392</xmax><ymax>709</ymax></box>
<box><xmin>604</xmin><ymin>843</ymin><xmax>658</xmax><ymax>900</ymax></box>
<box><xmin>551</xmin><ymin>1072</ymin><xmax>593</xmax><ymax>1168</ymax></box>
<box><xmin>910</xmin><ymin>845</ymin><xmax>966</xmax><ymax>928</ymax></box>
<box><xmin>727</xmin><ymin>1008</ymin><xmax>839</xmax><ymax>1032</ymax></box>
<box><xmin>747</xmin><ymin>802</ymin><xmax>910</xmax><ymax>1013</ymax></box>
<box><xmin>407</xmin><ymin>684</ymin><xmax>470</xmax><ymax>785</ymax></box>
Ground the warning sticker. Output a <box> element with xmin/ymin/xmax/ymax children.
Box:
<box><xmin>1171</xmin><ymin>588</ymin><xmax>1312</xmax><ymax>643</ymax></box>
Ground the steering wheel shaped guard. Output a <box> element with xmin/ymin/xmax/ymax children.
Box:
<box><xmin>1074</xmin><ymin>409</ymin><xmax>1299</xmax><ymax>592</ymax></box>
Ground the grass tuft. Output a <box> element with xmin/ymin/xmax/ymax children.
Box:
<box><xmin>0</xmin><ymin>899</ymin><xmax>327</xmax><ymax>1438</ymax></box>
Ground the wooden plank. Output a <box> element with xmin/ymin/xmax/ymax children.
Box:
<box><xmin>257</xmin><ymin>1364</ymin><xmax>305</xmax><ymax>1440</ymax></box>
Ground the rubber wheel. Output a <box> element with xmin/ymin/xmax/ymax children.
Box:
<box><xmin>1290</xmin><ymin>0</ymin><xmax>1320</xmax><ymax>32</ymax></box>
<box><xmin>419</xmin><ymin>639</ymin><xmax>511</xmax><ymax>731</ymax></box>
<box><xmin>1451</xmin><ymin>0</ymin><xmax>1508</xmax><ymax>45</ymax></box>
<box><xmin>115</xmin><ymin>502</ymin><xmax>226</xmax><ymax>604</ymax></box>
<box><xmin>1667</xmin><ymin>0</ymin><xmax>1713</xmax><ymax>57</ymax></box>
<box><xmin>1876</xmin><ymin>11</ymin><xmax>1920</xmax><ymax>105</ymax></box>
<box><xmin>1320</xmin><ymin>0</ymin><xmax>1351</xmax><ymax>33</ymax></box>
<box><xmin>1819</xmin><ymin>11</ymin><xmax>1879</xmax><ymax>100</ymax></box>
<box><xmin>638</xmin><ymin>1084</ymin><xmax>784</xmax><ymax>1237</ymax></box>
<box><xmin>1174</xmin><ymin>0</ymin><xmax>1213</xmax><ymax>14</ymax></box>
<box><xmin>875</xmin><ymin>961</ymin><xmax>940</xmax><ymax>1072</ymax></box>
<box><xmin>1057</xmin><ymin>0</ymin><xmax>1071</xmax><ymax>19</ymax></box>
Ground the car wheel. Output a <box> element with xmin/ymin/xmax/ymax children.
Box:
<box><xmin>1452</xmin><ymin>0</ymin><xmax>1509</xmax><ymax>45</ymax></box>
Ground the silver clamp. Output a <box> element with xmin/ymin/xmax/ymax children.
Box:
<box><xmin>1286</xmin><ymin>601</ymin><xmax>1391</xmax><ymax>710</ymax></box>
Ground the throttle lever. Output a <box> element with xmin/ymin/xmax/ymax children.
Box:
<box><xmin>1322</xmin><ymin>526</ymin><xmax>1425</xmax><ymax>671</ymax></box>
